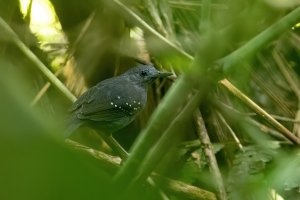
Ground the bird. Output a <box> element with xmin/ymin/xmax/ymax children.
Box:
<box><xmin>65</xmin><ymin>64</ymin><xmax>172</xmax><ymax>157</ymax></box>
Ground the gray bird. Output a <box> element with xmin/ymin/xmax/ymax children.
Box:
<box><xmin>65</xmin><ymin>64</ymin><xmax>172</xmax><ymax>139</ymax></box>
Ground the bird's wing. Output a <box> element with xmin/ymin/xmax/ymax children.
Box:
<box><xmin>69</xmin><ymin>85</ymin><xmax>98</xmax><ymax>112</ymax></box>
<box><xmin>70</xmin><ymin>82</ymin><xmax>140</xmax><ymax>122</ymax></box>
<box><xmin>77</xmin><ymin>94</ymin><xmax>139</xmax><ymax>121</ymax></box>
<box><xmin>76</xmin><ymin>107</ymin><xmax>128</xmax><ymax>122</ymax></box>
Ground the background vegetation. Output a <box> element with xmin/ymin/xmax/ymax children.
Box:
<box><xmin>0</xmin><ymin>0</ymin><xmax>300</xmax><ymax>199</ymax></box>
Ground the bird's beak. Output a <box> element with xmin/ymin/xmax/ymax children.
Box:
<box><xmin>157</xmin><ymin>71</ymin><xmax>173</xmax><ymax>78</ymax></box>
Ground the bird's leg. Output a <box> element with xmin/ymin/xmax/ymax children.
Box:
<box><xmin>97</xmin><ymin>131</ymin><xmax>129</xmax><ymax>160</ymax></box>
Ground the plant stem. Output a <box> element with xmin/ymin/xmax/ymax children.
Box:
<box><xmin>195</xmin><ymin>110</ymin><xmax>228</xmax><ymax>200</ymax></box>
<box><xmin>219</xmin><ymin>7</ymin><xmax>300</xmax><ymax>73</ymax></box>
<box><xmin>219</xmin><ymin>79</ymin><xmax>300</xmax><ymax>144</ymax></box>
<box><xmin>0</xmin><ymin>17</ymin><xmax>77</xmax><ymax>103</ymax></box>
<box><xmin>67</xmin><ymin>139</ymin><xmax>217</xmax><ymax>200</ymax></box>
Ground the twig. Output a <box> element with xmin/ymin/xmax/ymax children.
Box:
<box><xmin>66</xmin><ymin>139</ymin><xmax>217</xmax><ymax>200</ymax></box>
<box><xmin>246</xmin><ymin>118</ymin><xmax>290</xmax><ymax>142</ymax></box>
<box><xmin>31</xmin><ymin>68</ymin><xmax>64</xmax><ymax>106</ymax></box>
<box><xmin>216</xmin><ymin>111</ymin><xmax>244</xmax><ymax>151</ymax></box>
<box><xmin>272</xmin><ymin>49</ymin><xmax>300</xmax><ymax>101</ymax></box>
<box><xmin>66</xmin><ymin>139</ymin><xmax>121</xmax><ymax>169</ymax></box>
<box><xmin>218</xmin><ymin>101</ymin><xmax>300</xmax><ymax>123</ymax></box>
<box><xmin>272</xmin><ymin>49</ymin><xmax>300</xmax><ymax>137</ymax></box>
<box><xmin>152</xmin><ymin>174</ymin><xmax>217</xmax><ymax>200</ymax></box>
<box><xmin>249</xmin><ymin>58</ymin><xmax>294</xmax><ymax>116</ymax></box>
<box><xmin>195</xmin><ymin>110</ymin><xmax>228</xmax><ymax>200</ymax></box>
<box><xmin>68</xmin><ymin>11</ymin><xmax>96</xmax><ymax>59</ymax></box>
<box><xmin>219</xmin><ymin>79</ymin><xmax>300</xmax><ymax>144</ymax></box>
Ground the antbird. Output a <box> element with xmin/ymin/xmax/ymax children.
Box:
<box><xmin>66</xmin><ymin>64</ymin><xmax>172</xmax><ymax>158</ymax></box>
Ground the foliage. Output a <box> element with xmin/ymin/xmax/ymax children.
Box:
<box><xmin>1</xmin><ymin>0</ymin><xmax>300</xmax><ymax>200</ymax></box>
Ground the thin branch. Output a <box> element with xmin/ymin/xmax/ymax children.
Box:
<box><xmin>195</xmin><ymin>110</ymin><xmax>228</xmax><ymax>200</ymax></box>
<box><xmin>216</xmin><ymin>111</ymin><xmax>244</xmax><ymax>151</ymax></box>
<box><xmin>69</xmin><ymin>11</ymin><xmax>96</xmax><ymax>59</ymax></box>
<box><xmin>152</xmin><ymin>174</ymin><xmax>217</xmax><ymax>200</ymax></box>
<box><xmin>249</xmin><ymin>58</ymin><xmax>294</xmax><ymax>116</ymax></box>
<box><xmin>272</xmin><ymin>49</ymin><xmax>300</xmax><ymax>137</ymax></box>
<box><xmin>31</xmin><ymin>68</ymin><xmax>64</xmax><ymax>106</ymax></box>
<box><xmin>272</xmin><ymin>49</ymin><xmax>300</xmax><ymax>102</ymax></box>
<box><xmin>218</xmin><ymin>101</ymin><xmax>300</xmax><ymax>123</ymax></box>
<box><xmin>219</xmin><ymin>79</ymin><xmax>300</xmax><ymax>144</ymax></box>
<box><xmin>246</xmin><ymin>118</ymin><xmax>290</xmax><ymax>142</ymax></box>
<box><xmin>66</xmin><ymin>139</ymin><xmax>121</xmax><ymax>169</ymax></box>
<box><xmin>66</xmin><ymin>139</ymin><xmax>217</xmax><ymax>200</ymax></box>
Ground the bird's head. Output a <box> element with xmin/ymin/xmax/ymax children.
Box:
<box><xmin>123</xmin><ymin>64</ymin><xmax>172</xmax><ymax>85</ymax></box>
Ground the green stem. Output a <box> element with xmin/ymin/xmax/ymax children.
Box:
<box><xmin>130</xmin><ymin>92</ymin><xmax>203</xmax><ymax>186</ymax></box>
<box><xmin>219</xmin><ymin>6</ymin><xmax>300</xmax><ymax>73</ymax></box>
<box><xmin>199</xmin><ymin>0</ymin><xmax>211</xmax><ymax>32</ymax></box>
<box><xmin>114</xmin><ymin>75</ymin><xmax>194</xmax><ymax>184</ymax></box>
<box><xmin>0</xmin><ymin>17</ymin><xmax>77</xmax><ymax>103</ymax></box>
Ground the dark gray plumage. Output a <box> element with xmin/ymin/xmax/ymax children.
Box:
<box><xmin>65</xmin><ymin>64</ymin><xmax>172</xmax><ymax>137</ymax></box>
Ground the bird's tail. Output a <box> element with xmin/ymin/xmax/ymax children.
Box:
<box><xmin>64</xmin><ymin>114</ymin><xmax>83</xmax><ymax>138</ymax></box>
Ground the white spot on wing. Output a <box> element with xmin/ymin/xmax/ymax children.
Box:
<box><xmin>118</xmin><ymin>96</ymin><xmax>120</xmax><ymax>99</ymax></box>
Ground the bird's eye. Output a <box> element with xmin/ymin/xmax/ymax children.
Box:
<box><xmin>140</xmin><ymin>71</ymin><xmax>147</xmax><ymax>77</ymax></box>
